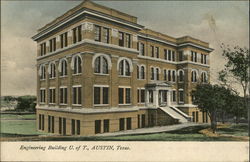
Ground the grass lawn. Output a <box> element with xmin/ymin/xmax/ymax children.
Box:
<box><xmin>216</xmin><ymin>124</ymin><xmax>248</xmax><ymax>136</ymax></box>
<box><xmin>0</xmin><ymin>114</ymin><xmax>46</xmax><ymax>137</ymax></box>
<box><xmin>0</xmin><ymin>114</ymin><xmax>36</xmax><ymax>120</ymax></box>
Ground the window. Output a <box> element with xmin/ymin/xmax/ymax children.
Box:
<box><xmin>73</xmin><ymin>25</ymin><xmax>82</xmax><ymax>43</ymax></box>
<box><xmin>179</xmin><ymin>89</ymin><xmax>184</xmax><ymax>103</ymax></box>
<box><xmin>73</xmin><ymin>86</ymin><xmax>82</xmax><ymax>105</ymax></box>
<box><xmin>201</xmin><ymin>54</ymin><xmax>207</xmax><ymax>64</ymax></box>
<box><xmin>49</xmin><ymin>63</ymin><xmax>56</xmax><ymax>79</ymax></box>
<box><xmin>48</xmin><ymin>116</ymin><xmax>54</xmax><ymax>133</ymax></box>
<box><xmin>172</xmin><ymin>90</ymin><xmax>176</xmax><ymax>102</ymax></box>
<box><xmin>168</xmin><ymin>70</ymin><xmax>171</xmax><ymax>81</ymax></box>
<box><xmin>73</xmin><ymin>55</ymin><xmax>82</xmax><ymax>74</ymax></box>
<box><xmin>164</xmin><ymin>69</ymin><xmax>167</xmax><ymax>80</ymax></box>
<box><xmin>71</xmin><ymin>119</ymin><xmax>80</xmax><ymax>135</ymax></box>
<box><xmin>94</xmin><ymin>25</ymin><xmax>101</xmax><ymax>42</ymax></box>
<box><xmin>201</xmin><ymin>72</ymin><xmax>207</xmax><ymax>83</ymax></box>
<box><xmin>119</xmin><ymin>32</ymin><xmax>124</xmax><ymax>46</ymax></box>
<box><xmin>103</xmin><ymin>27</ymin><xmax>109</xmax><ymax>43</ymax></box>
<box><xmin>40</xmin><ymin>65</ymin><xmax>46</xmax><ymax>80</ymax></box>
<box><xmin>139</xmin><ymin>42</ymin><xmax>145</xmax><ymax>55</ymax></box>
<box><xmin>40</xmin><ymin>89</ymin><xmax>46</xmax><ymax>103</ymax></box>
<box><xmin>164</xmin><ymin>49</ymin><xmax>168</xmax><ymax>60</ymax></box>
<box><xmin>60</xmin><ymin>87</ymin><xmax>67</xmax><ymax>104</ymax></box>
<box><xmin>137</xmin><ymin>88</ymin><xmax>145</xmax><ymax>104</ymax></box>
<box><xmin>126</xmin><ymin>118</ymin><xmax>132</xmax><ymax>130</ymax></box>
<box><xmin>172</xmin><ymin>51</ymin><xmax>175</xmax><ymax>61</ymax></box>
<box><xmin>179</xmin><ymin>51</ymin><xmax>183</xmax><ymax>61</ymax></box>
<box><xmin>125</xmin><ymin>34</ymin><xmax>131</xmax><ymax>48</ymax></box>
<box><xmin>94</xmin><ymin>56</ymin><xmax>108</xmax><ymax>74</ymax></box>
<box><xmin>151</xmin><ymin>67</ymin><xmax>160</xmax><ymax>81</ymax></box>
<box><xmin>155</xmin><ymin>47</ymin><xmax>159</xmax><ymax>58</ymax></box>
<box><xmin>156</xmin><ymin>68</ymin><xmax>160</xmax><ymax>80</ymax></box>
<box><xmin>141</xmin><ymin>114</ymin><xmax>146</xmax><ymax>128</ymax></box>
<box><xmin>60</xmin><ymin>32</ymin><xmax>68</xmax><ymax>48</ymax></box>
<box><xmin>191</xmin><ymin>70</ymin><xmax>198</xmax><ymax>82</ymax></box>
<box><xmin>49</xmin><ymin>38</ymin><xmax>56</xmax><ymax>52</ymax></box>
<box><xmin>39</xmin><ymin>114</ymin><xmax>44</xmax><ymax>130</ymax></box>
<box><xmin>151</xmin><ymin>46</ymin><xmax>154</xmax><ymax>57</ymax></box>
<box><xmin>137</xmin><ymin>115</ymin><xmax>140</xmax><ymax>128</ymax></box>
<box><xmin>62</xmin><ymin>118</ymin><xmax>66</xmax><ymax>135</ymax></box>
<box><xmin>172</xmin><ymin>70</ymin><xmax>176</xmax><ymax>82</ymax></box>
<box><xmin>137</xmin><ymin>66</ymin><xmax>139</xmax><ymax>79</ymax></box>
<box><xmin>103</xmin><ymin>119</ymin><xmax>109</xmax><ymax>133</ymax></box>
<box><xmin>49</xmin><ymin>88</ymin><xmax>56</xmax><ymax>104</ymax></box>
<box><xmin>119</xmin><ymin>118</ymin><xmax>125</xmax><ymax>131</ymax></box>
<box><xmin>118</xmin><ymin>59</ymin><xmax>130</xmax><ymax>76</ymax></box>
<box><xmin>178</xmin><ymin>70</ymin><xmax>184</xmax><ymax>82</ymax></box>
<box><xmin>149</xmin><ymin>90</ymin><xmax>153</xmax><ymax>103</ymax></box>
<box><xmin>141</xmin><ymin>66</ymin><xmax>145</xmax><ymax>79</ymax></box>
<box><xmin>168</xmin><ymin>50</ymin><xmax>171</xmax><ymax>61</ymax></box>
<box><xmin>151</xmin><ymin>67</ymin><xmax>154</xmax><ymax>80</ymax></box>
<box><xmin>76</xmin><ymin>120</ymin><xmax>80</xmax><ymax>135</ymax></box>
<box><xmin>191</xmin><ymin>51</ymin><xmax>197</xmax><ymax>62</ymax></box>
<box><xmin>118</xmin><ymin>87</ymin><xmax>131</xmax><ymax>104</ymax></box>
<box><xmin>40</xmin><ymin>43</ymin><xmax>46</xmax><ymax>56</ymax></box>
<box><xmin>60</xmin><ymin>59</ymin><xmax>67</xmax><ymax>77</ymax></box>
<box><xmin>94</xmin><ymin>86</ymin><xmax>109</xmax><ymax>105</ymax></box>
<box><xmin>95</xmin><ymin>120</ymin><xmax>101</xmax><ymax>134</ymax></box>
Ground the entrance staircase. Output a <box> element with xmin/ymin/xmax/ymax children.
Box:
<box><xmin>159</xmin><ymin>106</ymin><xmax>191</xmax><ymax>123</ymax></box>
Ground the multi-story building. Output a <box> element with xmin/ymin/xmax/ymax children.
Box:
<box><xmin>32</xmin><ymin>0</ymin><xmax>213</xmax><ymax>135</ymax></box>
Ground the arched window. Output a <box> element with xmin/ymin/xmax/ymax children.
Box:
<box><xmin>156</xmin><ymin>68</ymin><xmax>159</xmax><ymax>80</ymax></box>
<box><xmin>151</xmin><ymin>67</ymin><xmax>154</xmax><ymax>80</ymax></box>
<box><xmin>118</xmin><ymin>59</ymin><xmax>130</xmax><ymax>76</ymax></box>
<box><xmin>60</xmin><ymin>59</ymin><xmax>67</xmax><ymax>76</ymax></box>
<box><xmin>49</xmin><ymin>63</ymin><xmax>56</xmax><ymax>79</ymax></box>
<box><xmin>94</xmin><ymin>56</ymin><xmax>108</xmax><ymax>74</ymax></box>
<box><xmin>178</xmin><ymin>70</ymin><xmax>184</xmax><ymax>82</ymax></box>
<box><xmin>73</xmin><ymin>55</ymin><xmax>82</xmax><ymax>74</ymax></box>
<box><xmin>191</xmin><ymin>70</ymin><xmax>197</xmax><ymax>82</ymax></box>
<box><xmin>40</xmin><ymin>65</ymin><xmax>46</xmax><ymax>80</ymax></box>
<box><xmin>137</xmin><ymin>66</ymin><xmax>140</xmax><ymax>79</ymax></box>
<box><xmin>201</xmin><ymin>72</ymin><xmax>207</xmax><ymax>83</ymax></box>
<box><xmin>141</xmin><ymin>66</ymin><xmax>145</xmax><ymax>79</ymax></box>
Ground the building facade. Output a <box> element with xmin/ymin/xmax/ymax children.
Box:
<box><xmin>33</xmin><ymin>0</ymin><xmax>213</xmax><ymax>136</ymax></box>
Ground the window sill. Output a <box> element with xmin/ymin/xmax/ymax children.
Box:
<box><xmin>118</xmin><ymin>104</ymin><xmax>132</xmax><ymax>106</ymax></box>
<box><xmin>94</xmin><ymin>73</ymin><xmax>109</xmax><ymax>76</ymax></box>
<box><xmin>137</xmin><ymin>79</ymin><xmax>146</xmax><ymax>80</ymax></box>
<box><xmin>49</xmin><ymin>77</ymin><xmax>56</xmax><ymax>80</ymax></box>
<box><xmin>59</xmin><ymin>76</ymin><xmax>68</xmax><ymax>78</ymax></box>
<box><xmin>94</xmin><ymin>104</ymin><xmax>109</xmax><ymax>107</ymax></box>
<box><xmin>118</xmin><ymin>75</ymin><xmax>131</xmax><ymax>78</ymax></box>
<box><xmin>72</xmin><ymin>73</ymin><xmax>82</xmax><ymax>76</ymax></box>
<box><xmin>72</xmin><ymin>104</ymin><xmax>82</xmax><ymax>107</ymax></box>
<box><xmin>49</xmin><ymin>103</ymin><xmax>56</xmax><ymax>105</ymax></box>
<box><xmin>40</xmin><ymin>103</ymin><xmax>46</xmax><ymax>104</ymax></box>
<box><xmin>40</xmin><ymin>79</ymin><xmax>46</xmax><ymax>81</ymax></box>
<box><xmin>59</xmin><ymin>104</ymin><xmax>68</xmax><ymax>106</ymax></box>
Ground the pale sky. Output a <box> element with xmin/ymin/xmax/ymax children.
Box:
<box><xmin>1</xmin><ymin>0</ymin><xmax>249</xmax><ymax>96</ymax></box>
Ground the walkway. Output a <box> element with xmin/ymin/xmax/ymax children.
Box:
<box><xmin>96</xmin><ymin>122</ymin><xmax>208</xmax><ymax>137</ymax></box>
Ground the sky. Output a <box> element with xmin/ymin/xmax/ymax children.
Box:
<box><xmin>1</xmin><ymin>0</ymin><xmax>249</xmax><ymax>96</ymax></box>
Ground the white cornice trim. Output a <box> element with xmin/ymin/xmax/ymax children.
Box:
<box><xmin>138</xmin><ymin>34</ymin><xmax>213</xmax><ymax>52</ymax></box>
<box><xmin>178</xmin><ymin>43</ymin><xmax>213</xmax><ymax>52</ymax></box>
<box><xmin>137</xmin><ymin>55</ymin><xmax>210</xmax><ymax>68</ymax></box>
<box><xmin>32</xmin><ymin>10</ymin><xmax>143</xmax><ymax>41</ymax></box>
<box><xmin>37</xmin><ymin>39</ymin><xmax>139</xmax><ymax>61</ymax></box>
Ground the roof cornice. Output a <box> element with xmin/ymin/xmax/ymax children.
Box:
<box><xmin>32</xmin><ymin>8</ymin><xmax>144</xmax><ymax>41</ymax></box>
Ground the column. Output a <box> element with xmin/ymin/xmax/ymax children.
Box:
<box><xmin>155</xmin><ymin>89</ymin><xmax>159</xmax><ymax>107</ymax></box>
<box><xmin>167</xmin><ymin>90</ymin><xmax>172</xmax><ymax>106</ymax></box>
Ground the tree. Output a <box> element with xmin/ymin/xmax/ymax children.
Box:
<box><xmin>16</xmin><ymin>96</ymin><xmax>36</xmax><ymax>112</ymax></box>
<box><xmin>192</xmin><ymin>84</ymin><xmax>232</xmax><ymax>133</ymax></box>
<box><xmin>3</xmin><ymin>96</ymin><xmax>17</xmax><ymax>110</ymax></box>
<box><xmin>218</xmin><ymin>44</ymin><xmax>249</xmax><ymax>123</ymax></box>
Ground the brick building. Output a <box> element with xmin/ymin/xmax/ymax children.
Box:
<box><xmin>32</xmin><ymin>0</ymin><xmax>213</xmax><ymax>135</ymax></box>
